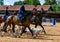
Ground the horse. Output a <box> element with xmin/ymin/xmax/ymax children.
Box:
<box><xmin>31</xmin><ymin>11</ymin><xmax>46</xmax><ymax>34</ymax></box>
<box><xmin>1</xmin><ymin>11</ymin><xmax>33</xmax><ymax>37</ymax></box>
<box><xmin>11</xmin><ymin>11</ymin><xmax>34</xmax><ymax>37</ymax></box>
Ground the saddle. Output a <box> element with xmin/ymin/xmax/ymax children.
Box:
<box><xmin>18</xmin><ymin>11</ymin><xmax>31</xmax><ymax>24</ymax></box>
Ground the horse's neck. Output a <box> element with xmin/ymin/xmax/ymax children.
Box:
<box><xmin>13</xmin><ymin>16</ymin><xmax>17</xmax><ymax>20</ymax></box>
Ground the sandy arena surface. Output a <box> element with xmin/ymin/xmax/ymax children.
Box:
<box><xmin>0</xmin><ymin>23</ymin><xmax>60</xmax><ymax>42</ymax></box>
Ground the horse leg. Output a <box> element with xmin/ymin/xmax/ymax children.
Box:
<box><xmin>3</xmin><ymin>22</ymin><xmax>7</xmax><ymax>32</ymax></box>
<box><xmin>12</xmin><ymin>24</ymin><xmax>15</xmax><ymax>33</ymax></box>
<box><xmin>27</xmin><ymin>26</ymin><xmax>34</xmax><ymax>36</ymax></box>
<box><xmin>1</xmin><ymin>22</ymin><xmax>7</xmax><ymax>36</ymax></box>
<box><xmin>39</xmin><ymin>24</ymin><xmax>46</xmax><ymax>34</ymax></box>
<box><xmin>7</xmin><ymin>24</ymin><xmax>12</xmax><ymax>36</ymax></box>
<box><xmin>18</xmin><ymin>26</ymin><xmax>26</xmax><ymax>37</ymax></box>
<box><xmin>20</xmin><ymin>26</ymin><xmax>26</xmax><ymax>35</ymax></box>
<box><xmin>35</xmin><ymin>24</ymin><xmax>37</xmax><ymax>28</ymax></box>
<box><xmin>12</xmin><ymin>24</ymin><xmax>17</xmax><ymax>37</ymax></box>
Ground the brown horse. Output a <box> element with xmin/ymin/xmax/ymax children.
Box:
<box><xmin>11</xmin><ymin>11</ymin><xmax>34</xmax><ymax>37</ymax></box>
<box><xmin>0</xmin><ymin>11</ymin><xmax>17</xmax><ymax>36</ymax></box>
<box><xmin>1</xmin><ymin>11</ymin><xmax>34</xmax><ymax>37</ymax></box>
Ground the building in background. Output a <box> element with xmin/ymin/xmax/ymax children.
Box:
<box><xmin>0</xmin><ymin>0</ymin><xmax>4</xmax><ymax>5</ymax></box>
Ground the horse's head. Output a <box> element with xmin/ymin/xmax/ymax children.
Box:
<box><xmin>32</xmin><ymin>8</ymin><xmax>37</xmax><ymax>16</ymax></box>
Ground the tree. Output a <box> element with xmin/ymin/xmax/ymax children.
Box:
<box><xmin>14</xmin><ymin>1</ymin><xmax>23</xmax><ymax>5</ymax></box>
<box><xmin>44</xmin><ymin>0</ymin><xmax>57</xmax><ymax>11</ymax></box>
<box><xmin>44</xmin><ymin>0</ymin><xmax>57</xmax><ymax>5</ymax></box>
<box><xmin>24</xmin><ymin>0</ymin><xmax>40</xmax><ymax>6</ymax></box>
<box><xmin>33</xmin><ymin>0</ymin><xmax>40</xmax><ymax>6</ymax></box>
<box><xmin>44</xmin><ymin>0</ymin><xmax>50</xmax><ymax>5</ymax></box>
<box><xmin>14</xmin><ymin>0</ymin><xmax>40</xmax><ymax>6</ymax></box>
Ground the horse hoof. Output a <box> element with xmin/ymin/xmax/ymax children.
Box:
<box><xmin>13</xmin><ymin>33</ymin><xmax>17</xmax><ymax>37</ymax></box>
<box><xmin>43</xmin><ymin>30</ymin><xmax>46</xmax><ymax>34</ymax></box>
<box><xmin>1</xmin><ymin>34</ymin><xmax>4</xmax><ymax>37</ymax></box>
<box><xmin>14</xmin><ymin>35</ymin><xmax>17</xmax><ymax>38</ymax></box>
<box><xmin>32</xmin><ymin>35</ymin><xmax>36</xmax><ymax>39</ymax></box>
<box><xmin>1</xmin><ymin>32</ymin><xmax>5</xmax><ymax>37</ymax></box>
<box><xmin>18</xmin><ymin>36</ymin><xmax>21</xmax><ymax>38</ymax></box>
<box><xmin>18</xmin><ymin>35</ymin><xmax>21</xmax><ymax>38</ymax></box>
<box><xmin>44</xmin><ymin>31</ymin><xmax>46</xmax><ymax>34</ymax></box>
<box><xmin>1</xmin><ymin>35</ymin><xmax>4</xmax><ymax>37</ymax></box>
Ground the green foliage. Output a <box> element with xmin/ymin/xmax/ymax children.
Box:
<box><xmin>51</xmin><ymin>4</ymin><xmax>57</xmax><ymax>11</ymax></box>
<box><xmin>44</xmin><ymin>0</ymin><xmax>57</xmax><ymax>5</ymax></box>
<box><xmin>14</xmin><ymin>1</ymin><xmax>23</xmax><ymax>5</ymax></box>
<box><xmin>33</xmin><ymin>0</ymin><xmax>40</xmax><ymax>6</ymax></box>
<box><xmin>57</xmin><ymin>6</ymin><xmax>60</xmax><ymax>11</ymax></box>
<box><xmin>24</xmin><ymin>0</ymin><xmax>40</xmax><ymax>6</ymax></box>
<box><xmin>44</xmin><ymin>0</ymin><xmax>58</xmax><ymax>11</ymax></box>
<box><xmin>50</xmin><ymin>5</ymin><xmax>60</xmax><ymax>11</ymax></box>
<box><xmin>14</xmin><ymin>0</ymin><xmax>40</xmax><ymax>6</ymax></box>
<box><xmin>24</xmin><ymin>0</ymin><xmax>33</xmax><ymax>5</ymax></box>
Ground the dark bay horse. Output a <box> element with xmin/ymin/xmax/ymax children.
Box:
<box><xmin>31</xmin><ymin>11</ymin><xmax>46</xmax><ymax>34</ymax></box>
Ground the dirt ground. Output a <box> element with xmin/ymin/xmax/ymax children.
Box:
<box><xmin>0</xmin><ymin>22</ymin><xmax>60</xmax><ymax>42</ymax></box>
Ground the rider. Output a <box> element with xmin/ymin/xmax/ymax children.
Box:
<box><xmin>4</xmin><ymin>6</ymin><xmax>9</xmax><ymax>22</ymax></box>
<box><xmin>31</xmin><ymin>7</ymin><xmax>37</xmax><ymax>23</ymax></box>
<box><xmin>3</xmin><ymin>6</ymin><xmax>9</xmax><ymax>32</ymax></box>
<box><xmin>17</xmin><ymin>2</ymin><xmax>26</xmax><ymax>24</ymax></box>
